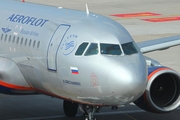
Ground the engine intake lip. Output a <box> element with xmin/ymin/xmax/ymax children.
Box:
<box><xmin>146</xmin><ymin>69</ymin><xmax>180</xmax><ymax>112</ymax></box>
<box><xmin>150</xmin><ymin>73</ymin><xmax>177</xmax><ymax>107</ymax></box>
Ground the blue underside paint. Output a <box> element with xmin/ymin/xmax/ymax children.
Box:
<box><xmin>0</xmin><ymin>85</ymin><xmax>38</xmax><ymax>95</ymax></box>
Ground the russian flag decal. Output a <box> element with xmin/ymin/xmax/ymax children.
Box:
<box><xmin>71</xmin><ymin>67</ymin><xmax>79</xmax><ymax>74</ymax></box>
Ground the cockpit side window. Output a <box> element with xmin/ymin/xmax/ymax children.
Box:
<box><xmin>84</xmin><ymin>43</ymin><xmax>99</xmax><ymax>56</ymax></box>
<box><xmin>75</xmin><ymin>42</ymin><xmax>89</xmax><ymax>56</ymax></box>
<box><xmin>122</xmin><ymin>42</ymin><xmax>138</xmax><ymax>55</ymax></box>
<box><xmin>100</xmin><ymin>43</ymin><xmax>122</xmax><ymax>55</ymax></box>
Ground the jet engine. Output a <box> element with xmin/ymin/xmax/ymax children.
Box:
<box><xmin>134</xmin><ymin>66</ymin><xmax>180</xmax><ymax>113</ymax></box>
<box><xmin>0</xmin><ymin>57</ymin><xmax>37</xmax><ymax>95</ymax></box>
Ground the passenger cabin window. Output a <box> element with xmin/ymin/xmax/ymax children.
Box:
<box><xmin>84</xmin><ymin>43</ymin><xmax>99</xmax><ymax>56</ymax></box>
<box><xmin>25</xmin><ymin>38</ymin><xmax>28</xmax><ymax>46</ymax></box>
<box><xmin>5</xmin><ymin>34</ymin><xmax>7</xmax><ymax>41</ymax></box>
<box><xmin>0</xmin><ymin>34</ymin><xmax>3</xmax><ymax>40</ymax></box>
<box><xmin>9</xmin><ymin>35</ymin><xmax>11</xmax><ymax>42</ymax></box>
<box><xmin>33</xmin><ymin>40</ymin><xmax>36</xmax><ymax>47</ymax></box>
<box><xmin>16</xmin><ymin>37</ymin><xmax>19</xmax><ymax>44</ymax></box>
<box><xmin>29</xmin><ymin>39</ymin><xmax>32</xmax><ymax>46</ymax></box>
<box><xmin>75</xmin><ymin>42</ymin><xmax>89</xmax><ymax>56</ymax></box>
<box><xmin>21</xmin><ymin>38</ymin><xmax>23</xmax><ymax>45</ymax></box>
<box><xmin>13</xmin><ymin>36</ymin><xmax>15</xmax><ymax>43</ymax></box>
<box><xmin>37</xmin><ymin>41</ymin><xmax>40</xmax><ymax>48</ymax></box>
<box><xmin>0</xmin><ymin>33</ymin><xmax>40</xmax><ymax>50</ymax></box>
<box><xmin>122</xmin><ymin>42</ymin><xmax>138</xmax><ymax>55</ymax></box>
<box><xmin>100</xmin><ymin>43</ymin><xmax>122</xmax><ymax>55</ymax></box>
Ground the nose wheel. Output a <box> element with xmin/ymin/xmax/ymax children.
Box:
<box><xmin>63</xmin><ymin>100</ymin><xmax>78</xmax><ymax>117</ymax></box>
<box><xmin>80</xmin><ymin>105</ymin><xmax>100</xmax><ymax>120</ymax></box>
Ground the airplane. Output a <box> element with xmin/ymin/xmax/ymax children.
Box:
<box><xmin>0</xmin><ymin>0</ymin><xmax>180</xmax><ymax>120</ymax></box>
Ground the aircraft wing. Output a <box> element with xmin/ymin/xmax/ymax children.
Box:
<box><xmin>137</xmin><ymin>35</ymin><xmax>180</xmax><ymax>53</ymax></box>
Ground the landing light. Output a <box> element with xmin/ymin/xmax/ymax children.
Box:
<box><xmin>58</xmin><ymin>7</ymin><xmax>63</xmax><ymax>9</ymax></box>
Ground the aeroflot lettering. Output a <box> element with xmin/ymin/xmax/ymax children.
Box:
<box><xmin>7</xmin><ymin>14</ymin><xmax>49</xmax><ymax>27</ymax></box>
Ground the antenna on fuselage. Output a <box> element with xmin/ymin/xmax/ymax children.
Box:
<box><xmin>86</xmin><ymin>3</ymin><xmax>89</xmax><ymax>16</ymax></box>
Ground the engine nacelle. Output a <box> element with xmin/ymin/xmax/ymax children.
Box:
<box><xmin>0</xmin><ymin>57</ymin><xmax>37</xmax><ymax>95</ymax></box>
<box><xmin>134</xmin><ymin>66</ymin><xmax>180</xmax><ymax>113</ymax></box>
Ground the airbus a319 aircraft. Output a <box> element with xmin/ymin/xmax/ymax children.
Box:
<box><xmin>1</xmin><ymin>0</ymin><xmax>180</xmax><ymax>120</ymax></box>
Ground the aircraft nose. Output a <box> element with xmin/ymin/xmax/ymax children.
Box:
<box><xmin>108</xmin><ymin>55</ymin><xmax>147</xmax><ymax>103</ymax></box>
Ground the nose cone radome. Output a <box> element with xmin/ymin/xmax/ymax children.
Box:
<box><xmin>108</xmin><ymin>55</ymin><xmax>147</xmax><ymax>104</ymax></box>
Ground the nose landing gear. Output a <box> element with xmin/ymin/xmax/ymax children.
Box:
<box><xmin>80</xmin><ymin>105</ymin><xmax>100</xmax><ymax>120</ymax></box>
<box><xmin>63</xmin><ymin>100</ymin><xmax>100</xmax><ymax>120</ymax></box>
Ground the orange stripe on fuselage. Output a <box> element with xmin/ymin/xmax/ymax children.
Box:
<box><xmin>0</xmin><ymin>80</ymin><xmax>34</xmax><ymax>91</ymax></box>
<box><xmin>148</xmin><ymin>67</ymin><xmax>170</xmax><ymax>81</ymax></box>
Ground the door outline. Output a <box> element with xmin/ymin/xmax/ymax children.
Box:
<box><xmin>47</xmin><ymin>24</ymin><xmax>71</xmax><ymax>71</ymax></box>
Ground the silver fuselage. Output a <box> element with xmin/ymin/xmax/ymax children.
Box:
<box><xmin>0</xmin><ymin>0</ymin><xmax>147</xmax><ymax>105</ymax></box>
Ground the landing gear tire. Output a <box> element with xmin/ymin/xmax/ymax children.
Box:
<box><xmin>63</xmin><ymin>100</ymin><xmax>78</xmax><ymax>117</ymax></box>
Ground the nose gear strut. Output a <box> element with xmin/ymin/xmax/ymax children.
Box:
<box><xmin>81</xmin><ymin>105</ymin><xmax>100</xmax><ymax>120</ymax></box>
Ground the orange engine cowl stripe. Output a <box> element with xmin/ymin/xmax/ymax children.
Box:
<box><xmin>0</xmin><ymin>80</ymin><xmax>34</xmax><ymax>91</ymax></box>
<box><xmin>148</xmin><ymin>67</ymin><xmax>170</xmax><ymax>81</ymax></box>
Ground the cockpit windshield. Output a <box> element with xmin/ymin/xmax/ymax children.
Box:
<box><xmin>121</xmin><ymin>42</ymin><xmax>138</xmax><ymax>55</ymax></box>
<box><xmin>84</xmin><ymin>43</ymin><xmax>99</xmax><ymax>56</ymax></box>
<box><xmin>100</xmin><ymin>43</ymin><xmax>122</xmax><ymax>55</ymax></box>
<box><xmin>75</xmin><ymin>42</ymin><xmax>89</xmax><ymax>55</ymax></box>
<box><xmin>75</xmin><ymin>42</ymin><xmax>138</xmax><ymax>56</ymax></box>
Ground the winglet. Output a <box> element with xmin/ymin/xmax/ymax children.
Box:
<box><xmin>86</xmin><ymin>3</ymin><xmax>89</xmax><ymax>16</ymax></box>
<box><xmin>22</xmin><ymin>0</ymin><xmax>25</xmax><ymax>2</ymax></box>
